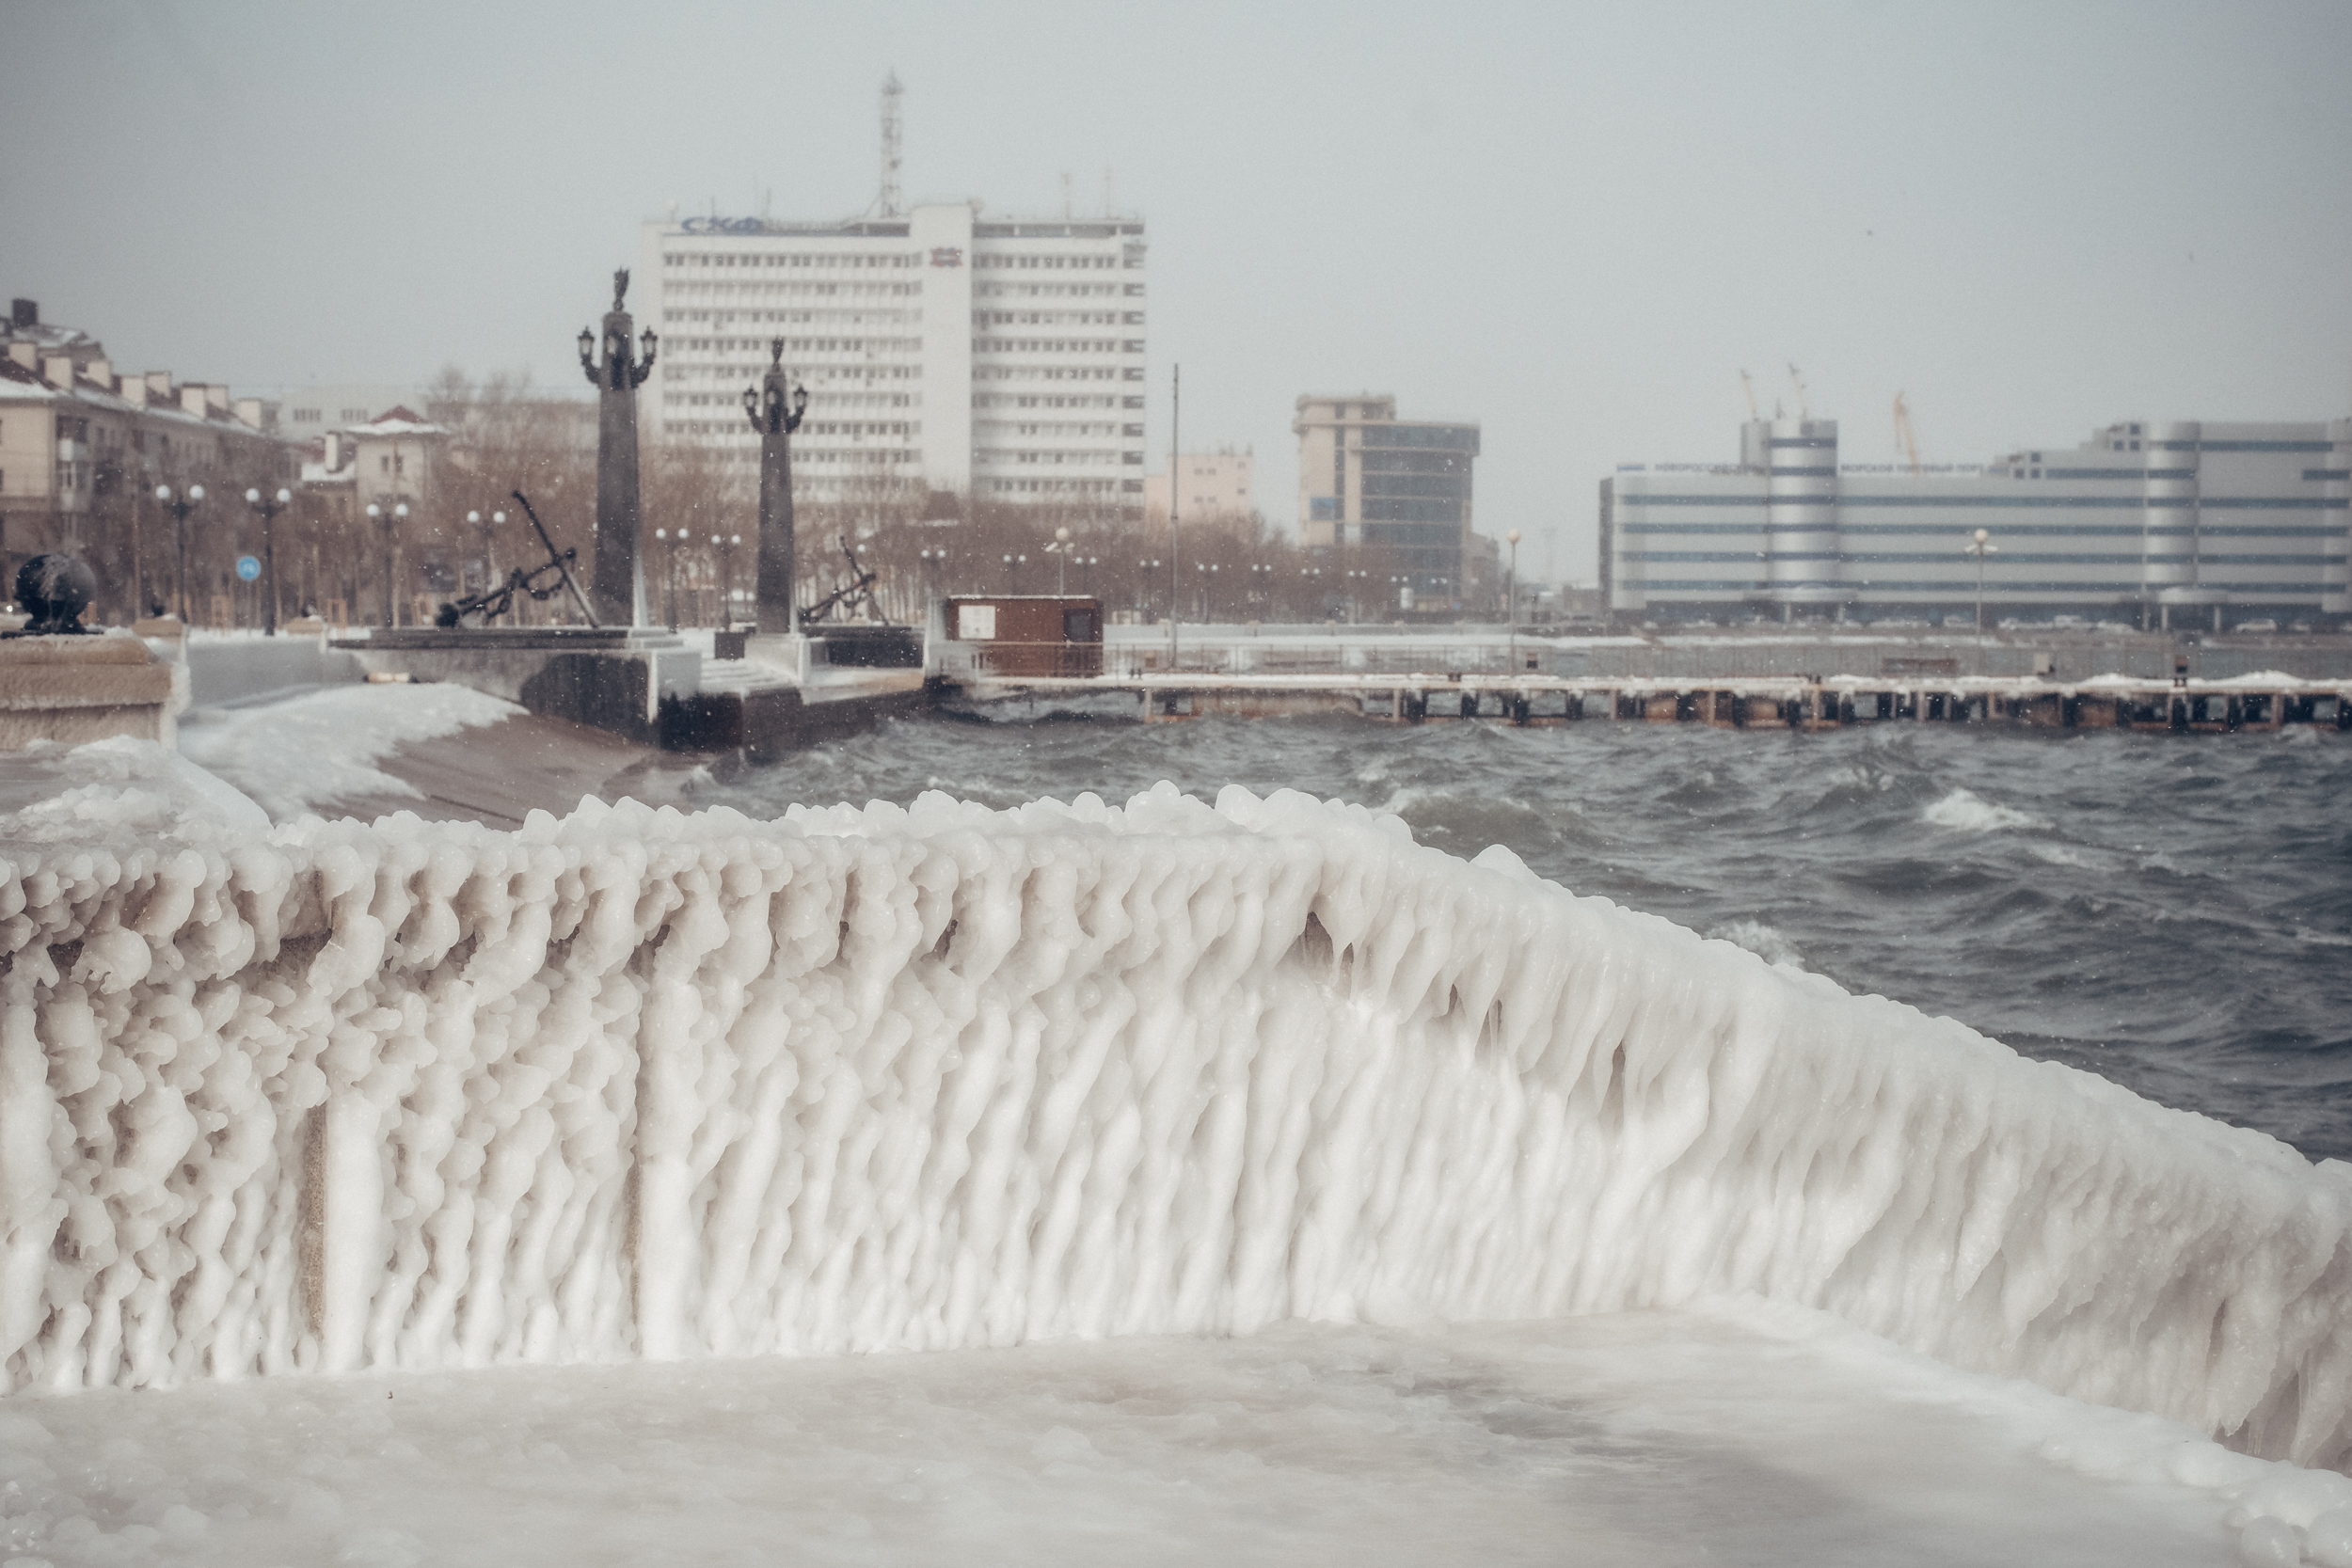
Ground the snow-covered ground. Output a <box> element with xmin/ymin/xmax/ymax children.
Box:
<box><xmin>9</xmin><ymin>1303</ymin><xmax>2343</xmax><ymax>1568</ymax></box>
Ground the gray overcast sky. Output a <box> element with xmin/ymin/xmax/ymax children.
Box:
<box><xmin>8</xmin><ymin>0</ymin><xmax>2350</xmax><ymax>581</ymax></box>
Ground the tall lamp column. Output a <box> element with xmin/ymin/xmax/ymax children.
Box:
<box><xmin>154</xmin><ymin>483</ymin><xmax>203</xmax><ymax>624</ymax></box>
<box><xmin>365</xmin><ymin>499</ymin><xmax>410</xmax><ymax>626</ymax></box>
<box><xmin>1504</xmin><ymin>528</ymin><xmax>1521</xmax><ymax>671</ymax></box>
<box><xmin>246</xmin><ymin>485</ymin><xmax>292</xmax><ymax>635</ymax></box>
<box><xmin>742</xmin><ymin>338</ymin><xmax>809</xmax><ymax>635</ymax></box>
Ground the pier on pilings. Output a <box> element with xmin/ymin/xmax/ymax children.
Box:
<box><xmin>954</xmin><ymin>670</ymin><xmax>2352</xmax><ymax>734</ymax></box>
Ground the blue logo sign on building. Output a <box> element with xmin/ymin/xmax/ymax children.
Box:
<box><xmin>235</xmin><ymin>556</ymin><xmax>261</xmax><ymax>582</ymax></box>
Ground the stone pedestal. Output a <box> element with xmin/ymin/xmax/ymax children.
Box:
<box><xmin>0</xmin><ymin>635</ymin><xmax>189</xmax><ymax>751</ymax></box>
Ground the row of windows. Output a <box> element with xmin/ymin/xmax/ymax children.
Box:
<box><xmin>970</xmin><ymin>338</ymin><xmax>1138</xmax><ymax>355</ymax></box>
<box><xmin>1360</xmin><ymin>522</ymin><xmax>1461</xmax><ymax>548</ymax></box>
<box><xmin>674</xmin><ymin>336</ymin><xmax>920</xmax><ymax>355</ymax></box>
<box><xmin>975</xmin><ymin>421</ymin><xmax>1139</xmax><ymax>438</ymax></box>
<box><xmin>2041</xmin><ymin>467</ymin><xmax>2197</xmax><ymax>480</ymax></box>
<box><xmin>972</xmin><ymin>254</ymin><xmax>1125</xmax><ymax>270</ymax></box>
<box><xmin>984</xmin><ymin>477</ymin><xmax>1143</xmax><ymax>494</ymax></box>
<box><xmin>1359</xmin><ymin>451</ymin><xmax>1470</xmax><ymax>476</ymax></box>
<box><xmin>977</xmin><ymin>310</ymin><xmax>1135</xmax><ymax>327</ymax></box>
<box><xmin>974</xmin><ymin>448</ymin><xmax>1143</xmax><ymax>467</ymax></box>
<box><xmin>1626</xmin><ymin>550</ymin><xmax>2347</xmax><ymax>566</ymax></box>
<box><xmin>1362</xmin><ymin>498</ymin><xmax>1464</xmax><ymax>524</ymax></box>
<box><xmin>792</xmin><ymin>421</ymin><xmax>916</xmax><ymax>438</ymax></box>
<box><xmin>665</xmin><ymin>251</ymin><xmax>920</xmax><ymax>269</ymax></box>
<box><xmin>1359</xmin><ymin>424</ymin><xmax>1480</xmax><ymax>453</ymax></box>
<box><xmin>1621</xmin><ymin>493</ymin><xmax>2350</xmax><ymax>511</ymax></box>
<box><xmin>1632</xmin><ymin>578</ymin><xmax>2332</xmax><ymax>596</ymax></box>
<box><xmin>973</xmin><ymin>393</ymin><xmax>1140</xmax><ymax>411</ymax></box>
<box><xmin>974</xmin><ymin>366</ymin><xmax>1144</xmax><ymax>382</ymax></box>
<box><xmin>1620</xmin><ymin>521</ymin><xmax>2351</xmax><ymax>538</ymax></box>
<box><xmin>1362</xmin><ymin>474</ymin><xmax>1471</xmax><ymax>500</ymax></box>
<box><xmin>667</xmin><ymin>389</ymin><xmax>917</xmax><ymax>411</ymax></box>
<box><xmin>667</xmin><ymin>282</ymin><xmax>921</xmax><ymax>300</ymax></box>
<box><xmin>977</xmin><ymin>283</ymin><xmax>1142</xmax><ymax>300</ymax></box>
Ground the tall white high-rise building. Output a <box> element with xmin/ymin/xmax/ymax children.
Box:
<box><xmin>639</xmin><ymin>202</ymin><xmax>1147</xmax><ymax>515</ymax></box>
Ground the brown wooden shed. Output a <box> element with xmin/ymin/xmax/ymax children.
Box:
<box><xmin>946</xmin><ymin>595</ymin><xmax>1103</xmax><ymax>677</ymax></box>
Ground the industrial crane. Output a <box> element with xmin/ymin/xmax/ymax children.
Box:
<box><xmin>1740</xmin><ymin>369</ymin><xmax>1758</xmax><ymax>419</ymax></box>
<box><xmin>1788</xmin><ymin>363</ymin><xmax>1811</xmax><ymax>420</ymax></box>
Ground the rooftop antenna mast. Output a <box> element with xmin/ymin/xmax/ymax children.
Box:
<box><xmin>877</xmin><ymin>71</ymin><xmax>904</xmax><ymax>217</ymax></box>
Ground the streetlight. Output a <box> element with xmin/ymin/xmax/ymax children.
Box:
<box><xmin>653</xmin><ymin>528</ymin><xmax>679</xmax><ymax>626</ymax></box>
<box><xmin>245</xmin><ymin>485</ymin><xmax>293</xmax><ymax>635</ymax></box>
<box><xmin>1046</xmin><ymin>525</ymin><xmax>1074</xmax><ymax>594</ymax></box>
<box><xmin>1504</xmin><ymin>528</ymin><xmax>1522</xmax><ymax>673</ymax></box>
<box><xmin>723</xmin><ymin>532</ymin><xmax>743</xmax><ymax>627</ymax></box>
<box><xmin>920</xmin><ymin>546</ymin><xmax>950</xmax><ymax>618</ymax></box>
<box><xmin>467</xmin><ymin>509</ymin><xmax>506</xmax><ymax>601</ymax></box>
<box><xmin>364</xmin><ymin>498</ymin><xmax>409</xmax><ymax>626</ymax></box>
<box><xmin>1964</xmin><ymin>527</ymin><xmax>1999</xmax><ymax>634</ymax></box>
<box><xmin>154</xmin><ymin>483</ymin><xmax>203</xmax><ymax>624</ymax></box>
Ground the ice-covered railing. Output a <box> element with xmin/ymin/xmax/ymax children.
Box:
<box><xmin>5</xmin><ymin>783</ymin><xmax>2350</xmax><ymax>1470</ymax></box>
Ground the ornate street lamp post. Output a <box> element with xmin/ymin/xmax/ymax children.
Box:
<box><xmin>579</xmin><ymin>269</ymin><xmax>658</xmax><ymax>626</ymax></box>
<box><xmin>741</xmin><ymin>339</ymin><xmax>809</xmax><ymax>635</ymax></box>
<box><xmin>154</xmin><ymin>483</ymin><xmax>203</xmax><ymax>623</ymax></box>
<box><xmin>467</xmin><ymin>509</ymin><xmax>506</xmax><ymax>602</ymax></box>
<box><xmin>1046</xmin><ymin>526</ymin><xmax>1074</xmax><ymax>594</ymax></box>
<box><xmin>365</xmin><ymin>498</ymin><xmax>410</xmax><ymax>626</ymax></box>
<box><xmin>919</xmin><ymin>546</ymin><xmax>949</xmax><ymax>616</ymax></box>
<box><xmin>652</xmin><ymin>528</ymin><xmax>681</xmax><ymax>627</ymax></box>
<box><xmin>245</xmin><ymin>486</ymin><xmax>292</xmax><ymax>635</ymax></box>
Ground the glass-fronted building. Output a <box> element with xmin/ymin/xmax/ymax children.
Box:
<box><xmin>1602</xmin><ymin>417</ymin><xmax>2351</xmax><ymax>626</ymax></box>
<box><xmin>1294</xmin><ymin>394</ymin><xmax>1482</xmax><ymax>606</ymax></box>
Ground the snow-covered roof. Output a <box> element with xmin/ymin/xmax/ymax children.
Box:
<box><xmin>343</xmin><ymin>405</ymin><xmax>446</xmax><ymax>438</ymax></box>
<box><xmin>0</xmin><ymin>356</ymin><xmax>287</xmax><ymax>442</ymax></box>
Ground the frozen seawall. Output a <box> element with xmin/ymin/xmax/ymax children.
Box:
<box><xmin>4</xmin><ymin>773</ymin><xmax>2350</xmax><ymax>1470</ymax></box>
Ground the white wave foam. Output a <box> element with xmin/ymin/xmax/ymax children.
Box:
<box><xmin>3</xmin><ymin>778</ymin><xmax>2349</xmax><ymax>1476</ymax></box>
<box><xmin>1923</xmin><ymin>786</ymin><xmax>2048</xmax><ymax>833</ymax></box>
<box><xmin>176</xmin><ymin>683</ymin><xmax>520</xmax><ymax>821</ymax></box>
<box><xmin>1706</xmin><ymin>918</ymin><xmax>1806</xmax><ymax>970</ymax></box>
<box><xmin>2025</xmin><ymin>842</ymin><xmax>2113</xmax><ymax>871</ymax></box>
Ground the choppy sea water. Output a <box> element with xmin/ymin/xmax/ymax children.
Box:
<box><xmin>700</xmin><ymin>711</ymin><xmax>2352</xmax><ymax>1163</ymax></box>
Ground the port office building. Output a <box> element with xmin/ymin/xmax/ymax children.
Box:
<box><xmin>1601</xmin><ymin>417</ymin><xmax>2352</xmax><ymax>626</ymax></box>
<box><xmin>641</xmin><ymin>202</ymin><xmax>1148</xmax><ymax>515</ymax></box>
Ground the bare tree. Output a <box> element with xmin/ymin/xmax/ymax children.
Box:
<box><xmin>426</xmin><ymin>368</ymin><xmax>596</xmax><ymax>623</ymax></box>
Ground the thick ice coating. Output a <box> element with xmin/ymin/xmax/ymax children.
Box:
<box><xmin>3</xmin><ymin>781</ymin><xmax>2349</xmax><ymax>1473</ymax></box>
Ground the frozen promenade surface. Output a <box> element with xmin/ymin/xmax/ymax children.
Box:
<box><xmin>7</xmin><ymin>739</ymin><xmax>2352</xmax><ymax>1562</ymax></box>
<box><xmin>3</xmin><ymin>1307</ymin><xmax>2328</xmax><ymax>1568</ymax></box>
<box><xmin>172</xmin><ymin>682</ymin><xmax>697</xmax><ymax>827</ymax></box>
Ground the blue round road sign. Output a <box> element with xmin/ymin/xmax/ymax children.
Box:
<box><xmin>235</xmin><ymin>555</ymin><xmax>261</xmax><ymax>581</ymax></box>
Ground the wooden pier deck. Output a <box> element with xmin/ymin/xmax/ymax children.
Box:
<box><xmin>951</xmin><ymin>672</ymin><xmax>2352</xmax><ymax>733</ymax></box>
